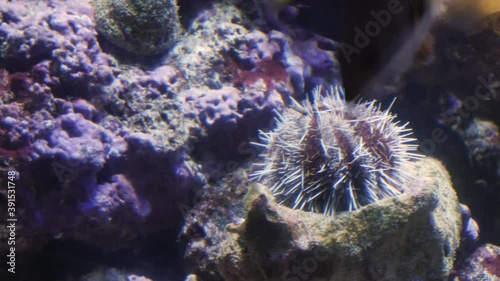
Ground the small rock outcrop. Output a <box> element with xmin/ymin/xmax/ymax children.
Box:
<box><xmin>182</xmin><ymin>158</ymin><xmax>462</xmax><ymax>281</ymax></box>
<box><xmin>93</xmin><ymin>0</ymin><xmax>182</xmax><ymax>55</ymax></box>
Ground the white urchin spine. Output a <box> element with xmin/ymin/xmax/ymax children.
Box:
<box><xmin>251</xmin><ymin>86</ymin><xmax>423</xmax><ymax>216</ymax></box>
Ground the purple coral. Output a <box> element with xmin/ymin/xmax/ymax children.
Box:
<box><xmin>450</xmin><ymin>244</ymin><xmax>500</xmax><ymax>280</ymax></box>
<box><xmin>32</xmin><ymin>112</ymin><xmax>127</xmax><ymax>169</ymax></box>
<box><xmin>80</xmin><ymin>174</ymin><xmax>152</xmax><ymax>219</ymax></box>
<box><xmin>0</xmin><ymin>1</ymin><xmax>116</xmax><ymax>98</ymax></box>
<box><xmin>0</xmin><ymin>93</ymin><xmax>203</xmax><ymax>253</ymax></box>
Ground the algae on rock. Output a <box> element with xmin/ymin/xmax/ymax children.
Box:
<box><xmin>93</xmin><ymin>0</ymin><xmax>182</xmax><ymax>55</ymax></box>
<box><xmin>182</xmin><ymin>158</ymin><xmax>463</xmax><ymax>281</ymax></box>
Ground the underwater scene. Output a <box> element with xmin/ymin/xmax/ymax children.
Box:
<box><xmin>1</xmin><ymin>0</ymin><xmax>500</xmax><ymax>280</ymax></box>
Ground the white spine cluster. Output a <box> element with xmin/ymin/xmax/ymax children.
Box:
<box><xmin>251</xmin><ymin>86</ymin><xmax>423</xmax><ymax>216</ymax></box>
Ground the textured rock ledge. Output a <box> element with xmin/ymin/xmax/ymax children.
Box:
<box><xmin>450</xmin><ymin>243</ymin><xmax>500</xmax><ymax>281</ymax></box>
<box><xmin>182</xmin><ymin>157</ymin><xmax>462</xmax><ymax>281</ymax></box>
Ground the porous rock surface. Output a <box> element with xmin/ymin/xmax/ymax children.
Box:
<box><xmin>181</xmin><ymin>158</ymin><xmax>462</xmax><ymax>281</ymax></box>
<box><xmin>93</xmin><ymin>0</ymin><xmax>182</xmax><ymax>55</ymax></box>
<box><xmin>449</xmin><ymin>243</ymin><xmax>500</xmax><ymax>281</ymax></box>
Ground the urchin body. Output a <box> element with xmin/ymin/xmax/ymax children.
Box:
<box><xmin>252</xmin><ymin>86</ymin><xmax>422</xmax><ymax>216</ymax></box>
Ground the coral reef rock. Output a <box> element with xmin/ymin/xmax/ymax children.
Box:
<box><xmin>0</xmin><ymin>0</ymin><xmax>205</xmax><ymax>255</ymax></box>
<box><xmin>93</xmin><ymin>0</ymin><xmax>182</xmax><ymax>55</ymax></box>
<box><xmin>182</xmin><ymin>158</ymin><xmax>462</xmax><ymax>281</ymax></box>
<box><xmin>450</xmin><ymin>244</ymin><xmax>500</xmax><ymax>281</ymax></box>
<box><xmin>78</xmin><ymin>267</ymin><xmax>155</xmax><ymax>281</ymax></box>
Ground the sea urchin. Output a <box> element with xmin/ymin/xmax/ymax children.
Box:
<box><xmin>251</xmin><ymin>86</ymin><xmax>423</xmax><ymax>216</ymax></box>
